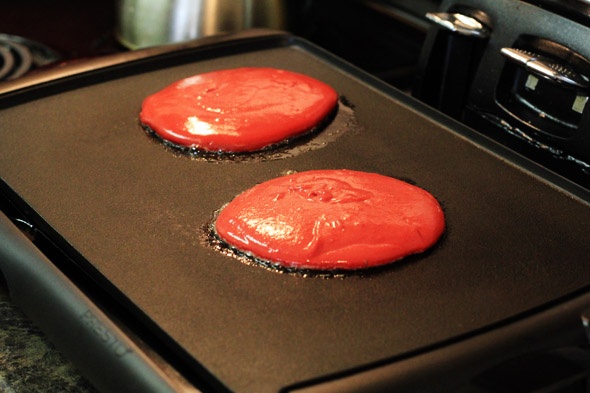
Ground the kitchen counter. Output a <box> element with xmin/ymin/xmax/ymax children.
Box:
<box><xmin>0</xmin><ymin>282</ymin><xmax>96</xmax><ymax>393</ymax></box>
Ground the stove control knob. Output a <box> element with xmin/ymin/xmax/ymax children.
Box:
<box><xmin>501</xmin><ymin>47</ymin><xmax>590</xmax><ymax>90</ymax></box>
<box><xmin>425</xmin><ymin>12</ymin><xmax>490</xmax><ymax>38</ymax></box>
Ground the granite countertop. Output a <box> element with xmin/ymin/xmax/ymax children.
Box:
<box><xmin>0</xmin><ymin>282</ymin><xmax>97</xmax><ymax>393</ymax></box>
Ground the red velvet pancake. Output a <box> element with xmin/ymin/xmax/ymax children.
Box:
<box><xmin>140</xmin><ymin>67</ymin><xmax>338</xmax><ymax>153</ymax></box>
<box><xmin>214</xmin><ymin>169</ymin><xmax>445</xmax><ymax>271</ymax></box>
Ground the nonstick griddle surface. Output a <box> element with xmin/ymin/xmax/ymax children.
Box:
<box><xmin>1</xmin><ymin>34</ymin><xmax>590</xmax><ymax>393</ymax></box>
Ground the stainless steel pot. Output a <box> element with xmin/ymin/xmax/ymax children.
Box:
<box><xmin>116</xmin><ymin>0</ymin><xmax>288</xmax><ymax>49</ymax></box>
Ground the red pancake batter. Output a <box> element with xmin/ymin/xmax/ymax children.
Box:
<box><xmin>214</xmin><ymin>169</ymin><xmax>445</xmax><ymax>271</ymax></box>
<box><xmin>140</xmin><ymin>67</ymin><xmax>338</xmax><ymax>153</ymax></box>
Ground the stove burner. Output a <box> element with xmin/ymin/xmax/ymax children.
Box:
<box><xmin>0</xmin><ymin>34</ymin><xmax>60</xmax><ymax>81</ymax></box>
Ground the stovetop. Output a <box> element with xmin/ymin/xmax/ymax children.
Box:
<box><xmin>0</xmin><ymin>34</ymin><xmax>61</xmax><ymax>81</ymax></box>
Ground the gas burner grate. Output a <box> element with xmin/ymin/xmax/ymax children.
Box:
<box><xmin>0</xmin><ymin>34</ymin><xmax>60</xmax><ymax>81</ymax></box>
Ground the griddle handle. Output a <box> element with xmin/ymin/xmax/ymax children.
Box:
<box><xmin>0</xmin><ymin>212</ymin><xmax>183</xmax><ymax>393</ymax></box>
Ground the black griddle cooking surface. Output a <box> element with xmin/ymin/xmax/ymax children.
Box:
<box><xmin>1</xmin><ymin>32</ymin><xmax>590</xmax><ymax>393</ymax></box>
